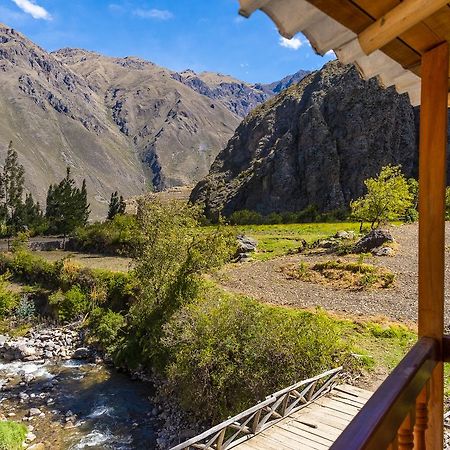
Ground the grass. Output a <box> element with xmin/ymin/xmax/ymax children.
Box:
<box><xmin>32</xmin><ymin>251</ymin><xmax>131</xmax><ymax>272</ymax></box>
<box><xmin>284</xmin><ymin>259</ymin><xmax>396</xmax><ymax>290</ymax></box>
<box><xmin>0</xmin><ymin>421</ymin><xmax>27</xmax><ymax>450</ymax></box>
<box><xmin>228</xmin><ymin>222</ymin><xmax>364</xmax><ymax>260</ymax></box>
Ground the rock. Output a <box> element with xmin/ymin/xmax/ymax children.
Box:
<box><xmin>26</xmin><ymin>431</ymin><xmax>36</xmax><ymax>442</ymax></box>
<box><xmin>28</xmin><ymin>408</ymin><xmax>42</xmax><ymax>417</ymax></box>
<box><xmin>236</xmin><ymin>235</ymin><xmax>257</xmax><ymax>253</ymax></box>
<box><xmin>334</xmin><ymin>231</ymin><xmax>355</xmax><ymax>240</ymax></box>
<box><xmin>72</xmin><ymin>347</ymin><xmax>91</xmax><ymax>360</ymax></box>
<box><xmin>372</xmin><ymin>246</ymin><xmax>394</xmax><ymax>257</ymax></box>
<box><xmin>354</xmin><ymin>229</ymin><xmax>394</xmax><ymax>253</ymax></box>
<box><xmin>190</xmin><ymin>61</ymin><xmax>449</xmax><ymax>218</ymax></box>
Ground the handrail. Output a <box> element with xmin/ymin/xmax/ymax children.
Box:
<box><xmin>331</xmin><ymin>336</ymin><xmax>438</xmax><ymax>450</ymax></box>
<box><xmin>171</xmin><ymin>367</ymin><xmax>342</xmax><ymax>450</ymax></box>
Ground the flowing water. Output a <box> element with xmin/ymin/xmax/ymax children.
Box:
<box><xmin>0</xmin><ymin>358</ymin><xmax>159</xmax><ymax>449</ymax></box>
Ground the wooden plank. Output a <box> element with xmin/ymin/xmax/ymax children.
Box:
<box><xmin>330</xmin><ymin>390</ymin><xmax>368</xmax><ymax>405</ymax></box>
<box><xmin>418</xmin><ymin>40</ymin><xmax>449</xmax><ymax>449</ymax></box>
<box><xmin>277</xmin><ymin>421</ymin><xmax>337</xmax><ymax>446</ymax></box>
<box><xmin>314</xmin><ymin>398</ymin><xmax>360</xmax><ymax>416</ymax></box>
<box><xmin>290</xmin><ymin>420</ymin><xmax>342</xmax><ymax>440</ymax></box>
<box><xmin>295</xmin><ymin>410</ymin><xmax>351</xmax><ymax>431</ymax></box>
<box><xmin>270</xmin><ymin>425</ymin><xmax>331</xmax><ymax>449</ymax></box>
<box><xmin>329</xmin><ymin>393</ymin><xmax>366</xmax><ymax>408</ymax></box>
<box><xmin>357</xmin><ymin>0</ymin><xmax>449</xmax><ymax>54</ymax></box>
<box><xmin>334</xmin><ymin>384</ymin><xmax>373</xmax><ymax>400</ymax></box>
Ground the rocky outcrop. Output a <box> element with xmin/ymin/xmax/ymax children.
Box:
<box><xmin>191</xmin><ymin>61</ymin><xmax>450</xmax><ymax>219</ymax></box>
<box><xmin>173</xmin><ymin>70</ymin><xmax>309</xmax><ymax>117</ymax></box>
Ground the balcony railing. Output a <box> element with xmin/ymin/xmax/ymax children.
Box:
<box><xmin>331</xmin><ymin>336</ymin><xmax>440</xmax><ymax>450</ymax></box>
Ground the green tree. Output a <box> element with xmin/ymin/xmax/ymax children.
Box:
<box><xmin>117</xmin><ymin>199</ymin><xmax>235</xmax><ymax>368</ymax></box>
<box><xmin>107</xmin><ymin>191</ymin><xmax>126</xmax><ymax>220</ymax></box>
<box><xmin>45</xmin><ymin>167</ymin><xmax>90</xmax><ymax>236</ymax></box>
<box><xmin>351</xmin><ymin>165</ymin><xmax>413</xmax><ymax>230</ymax></box>
<box><xmin>0</xmin><ymin>141</ymin><xmax>25</xmax><ymax>233</ymax></box>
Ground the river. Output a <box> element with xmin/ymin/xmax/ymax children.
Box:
<box><xmin>0</xmin><ymin>358</ymin><xmax>159</xmax><ymax>449</ymax></box>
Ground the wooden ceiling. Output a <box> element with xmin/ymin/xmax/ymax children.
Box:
<box><xmin>305</xmin><ymin>0</ymin><xmax>450</xmax><ymax>91</ymax></box>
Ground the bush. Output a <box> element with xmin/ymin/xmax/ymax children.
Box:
<box><xmin>0</xmin><ymin>251</ymin><xmax>134</xmax><ymax>318</ymax></box>
<box><xmin>14</xmin><ymin>294</ymin><xmax>36</xmax><ymax>320</ymax></box>
<box><xmin>0</xmin><ymin>421</ymin><xmax>27</xmax><ymax>450</ymax></box>
<box><xmin>116</xmin><ymin>199</ymin><xmax>235</xmax><ymax>369</ymax></box>
<box><xmin>71</xmin><ymin>214</ymin><xmax>140</xmax><ymax>255</ymax></box>
<box><xmin>0</xmin><ymin>273</ymin><xmax>18</xmax><ymax>317</ymax></box>
<box><xmin>229</xmin><ymin>209</ymin><xmax>264</xmax><ymax>225</ymax></box>
<box><xmin>89</xmin><ymin>308</ymin><xmax>126</xmax><ymax>355</ymax></box>
<box><xmin>49</xmin><ymin>285</ymin><xmax>88</xmax><ymax>322</ymax></box>
<box><xmin>162</xmin><ymin>288</ymin><xmax>347</xmax><ymax>422</ymax></box>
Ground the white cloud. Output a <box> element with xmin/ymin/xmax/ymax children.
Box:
<box><xmin>11</xmin><ymin>0</ymin><xmax>51</xmax><ymax>20</ymax></box>
<box><xmin>133</xmin><ymin>8</ymin><xmax>173</xmax><ymax>20</ymax></box>
<box><xmin>279</xmin><ymin>36</ymin><xmax>302</xmax><ymax>50</ymax></box>
<box><xmin>108</xmin><ymin>3</ymin><xmax>125</xmax><ymax>13</ymax></box>
<box><xmin>325</xmin><ymin>50</ymin><xmax>335</xmax><ymax>57</ymax></box>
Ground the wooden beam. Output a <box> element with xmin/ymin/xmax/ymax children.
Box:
<box><xmin>358</xmin><ymin>0</ymin><xmax>449</xmax><ymax>55</ymax></box>
<box><xmin>418</xmin><ymin>41</ymin><xmax>449</xmax><ymax>449</ymax></box>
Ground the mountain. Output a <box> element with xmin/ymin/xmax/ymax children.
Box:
<box><xmin>173</xmin><ymin>69</ymin><xmax>309</xmax><ymax>117</ymax></box>
<box><xmin>54</xmin><ymin>48</ymin><xmax>240</xmax><ymax>193</ymax></box>
<box><xmin>190</xmin><ymin>61</ymin><xmax>450</xmax><ymax>219</ymax></box>
<box><xmin>0</xmin><ymin>24</ymin><xmax>147</xmax><ymax>218</ymax></box>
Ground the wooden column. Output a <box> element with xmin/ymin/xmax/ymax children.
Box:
<box><xmin>418</xmin><ymin>41</ymin><xmax>449</xmax><ymax>449</ymax></box>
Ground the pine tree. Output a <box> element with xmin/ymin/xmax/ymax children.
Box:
<box><xmin>107</xmin><ymin>191</ymin><xmax>126</xmax><ymax>220</ymax></box>
<box><xmin>118</xmin><ymin>195</ymin><xmax>126</xmax><ymax>215</ymax></box>
<box><xmin>45</xmin><ymin>167</ymin><xmax>90</xmax><ymax>236</ymax></box>
<box><xmin>0</xmin><ymin>141</ymin><xmax>25</xmax><ymax>233</ymax></box>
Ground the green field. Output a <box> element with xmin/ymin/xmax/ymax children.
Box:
<box><xmin>231</xmin><ymin>222</ymin><xmax>364</xmax><ymax>260</ymax></box>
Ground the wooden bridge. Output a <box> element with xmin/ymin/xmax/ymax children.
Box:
<box><xmin>171</xmin><ymin>368</ymin><xmax>373</xmax><ymax>450</ymax></box>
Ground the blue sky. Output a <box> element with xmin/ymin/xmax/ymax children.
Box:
<box><xmin>0</xmin><ymin>0</ymin><xmax>335</xmax><ymax>83</ymax></box>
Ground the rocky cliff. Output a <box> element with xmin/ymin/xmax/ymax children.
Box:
<box><xmin>173</xmin><ymin>69</ymin><xmax>309</xmax><ymax>117</ymax></box>
<box><xmin>191</xmin><ymin>61</ymin><xmax>449</xmax><ymax>218</ymax></box>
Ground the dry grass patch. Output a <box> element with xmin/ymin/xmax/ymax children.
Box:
<box><xmin>283</xmin><ymin>259</ymin><xmax>396</xmax><ymax>290</ymax></box>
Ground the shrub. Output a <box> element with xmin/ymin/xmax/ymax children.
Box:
<box><xmin>89</xmin><ymin>308</ymin><xmax>126</xmax><ymax>355</ymax></box>
<box><xmin>49</xmin><ymin>285</ymin><xmax>88</xmax><ymax>322</ymax></box>
<box><xmin>162</xmin><ymin>289</ymin><xmax>347</xmax><ymax>422</ymax></box>
<box><xmin>117</xmin><ymin>199</ymin><xmax>235</xmax><ymax>369</ymax></box>
<box><xmin>14</xmin><ymin>294</ymin><xmax>36</xmax><ymax>320</ymax></box>
<box><xmin>0</xmin><ymin>421</ymin><xmax>27</xmax><ymax>450</ymax></box>
<box><xmin>229</xmin><ymin>209</ymin><xmax>264</xmax><ymax>225</ymax></box>
<box><xmin>71</xmin><ymin>214</ymin><xmax>140</xmax><ymax>255</ymax></box>
<box><xmin>0</xmin><ymin>273</ymin><xmax>18</xmax><ymax>317</ymax></box>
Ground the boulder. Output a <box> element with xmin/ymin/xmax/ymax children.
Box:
<box><xmin>334</xmin><ymin>231</ymin><xmax>355</xmax><ymax>240</ymax></box>
<box><xmin>372</xmin><ymin>246</ymin><xmax>394</xmax><ymax>257</ymax></box>
<box><xmin>354</xmin><ymin>229</ymin><xmax>394</xmax><ymax>253</ymax></box>
<box><xmin>72</xmin><ymin>347</ymin><xmax>91</xmax><ymax>360</ymax></box>
<box><xmin>236</xmin><ymin>235</ymin><xmax>257</xmax><ymax>253</ymax></box>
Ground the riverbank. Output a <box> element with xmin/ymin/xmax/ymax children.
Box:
<box><xmin>0</xmin><ymin>324</ymin><xmax>206</xmax><ymax>449</ymax></box>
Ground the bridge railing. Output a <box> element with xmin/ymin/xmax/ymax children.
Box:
<box><xmin>171</xmin><ymin>367</ymin><xmax>342</xmax><ymax>450</ymax></box>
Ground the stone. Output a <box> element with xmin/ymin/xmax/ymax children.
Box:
<box><xmin>28</xmin><ymin>408</ymin><xmax>42</xmax><ymax>417</ymax></box>
<box><xmin>372</xmin><ymin>246</ymin><xmax>394</xmax><ymax>257</ymax></box>
<box><xmin>334</xmin><ymin>231</ymin><xmax>354</xmax><ymax>240</ymax></box>
<box><xmin>72</xmin><ymin>347</ymin><xmax>91</xmax><ymax>360</ymax></box>
<box><xmin>354</xmin><ymin>229</ymin><xmax>394</xmax><ymax>253</ymax></box>
<box><xmin>236</xmin><ymin>235</ymin><xmax>257</xmax><ymax>253</ymax></box>
<box><xmin>190</xmin><ymin>61</ymin><xmax>449</xmax><ymax>219</ymax></box>
<box><xmin>26</xmin><ymin>431</ymin><xmax>37</xmax><ymax>442</ymax></box>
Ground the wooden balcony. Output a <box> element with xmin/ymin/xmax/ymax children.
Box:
<box><xmin>331</xmin><ymin>337</ymin><xmax>440</xmax><ymax>449</ymax></box>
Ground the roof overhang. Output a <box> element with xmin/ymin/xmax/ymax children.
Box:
<box><xmin>238</xmin><ymin>0</ymin><xmax>450</xmax><ymax>107</ymax></box>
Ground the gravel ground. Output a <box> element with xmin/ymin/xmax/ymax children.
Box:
<box><xmin>219</xmin><ymin>223</ymin><xmax>450</xmax><ymax>325</ymax></box>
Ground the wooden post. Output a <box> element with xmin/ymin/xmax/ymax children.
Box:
<box><xmin>414</xmin><ymin>385</ymin><xmax>429</xmax><ymax>450</ymax></box>
<box><xmin>418</xmin><ymin>41</ymin><xmax>449</xmax><ymax>449</ymax></box>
